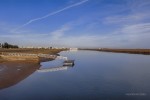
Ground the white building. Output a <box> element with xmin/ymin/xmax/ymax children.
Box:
<box><xmin>69</xmin><ymin>48</ymin><xmax>78</xmax><ymax>51</ymax></box>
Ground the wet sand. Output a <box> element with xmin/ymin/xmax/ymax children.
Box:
<box><xmin>0</xmin><ymin>48</ymin><xmax>63</xmax><ymax>89</ymax></box>
<box><xmin>0</xmin><ymin>62</ymin><xmax>41</xmax><ymax>90</ymax></box>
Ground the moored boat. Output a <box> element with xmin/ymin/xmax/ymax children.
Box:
<box><xmin>63</xmin><ymin>60</ymin><xmax>74</xmax><ymax>66</ymax></box>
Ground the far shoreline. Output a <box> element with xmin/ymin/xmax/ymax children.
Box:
<box><xmin>79</xmin><ymin>48</ymin><xmax>150</xmax><ymax>55</ymax></box>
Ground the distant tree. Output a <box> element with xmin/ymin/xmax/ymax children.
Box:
<box><xmin>13</xmin><ymin>45</ymin><xmax>19</xmax><ymax>48</ymax></box>
<box><xmin>1</xmin><ymin>42</ymin><xmax>19</xmax><ymax>49</ymax></box>
<box><xmin>3</xmin><ymin>42</ymin><xmax>9</xmax><ymax>48</ymax></box>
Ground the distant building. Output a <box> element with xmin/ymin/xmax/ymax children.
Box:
<box><xmin>26</xmin><ymin>46</ymin><xmax>34</xmax><ymax>49</ymax></box>
<box><xmin>37</xmin><ymin>47</ymin><xmax>42</xmax><ymax>49</ymax></box>
<box><xmin>69</xmin><ymin>48</ymin><xmax>78</xmax><ymax>51</ymax></box>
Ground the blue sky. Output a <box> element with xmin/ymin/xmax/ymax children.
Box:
<box><xmin>0</xmin><ymin>0</ymin><xmax>150</xmax><ymax>48</ymax></box>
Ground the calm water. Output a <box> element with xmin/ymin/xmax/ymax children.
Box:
<box><xmin>0</xmin><ymin>50</ymin><xmax>150</xmax><ymax>100</ymax></box>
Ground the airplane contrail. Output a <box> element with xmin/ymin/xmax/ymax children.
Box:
<box><xmin>13</xmin><ymin>0</ymin><xmax>89</xmax><ymax>32</ymax></box>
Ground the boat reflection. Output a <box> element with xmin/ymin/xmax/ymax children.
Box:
<box><xmin>37</xmin><ymin>59</ymin><xmax>75</xmax><ymax>73</ymax></box>
<box><xmin>37</xmin><ymin>65</ymin><xmax>74</xmax><ymax>73</ymax></box>
<box><xmin>0</xmin><ymin>62</ymin><xmax>41</xmax><ymax>90</ymax></box>
<box><xmin>0</xmin><ymin>59</ymin><xmax>75</xmax><ymax>90</ymax></box>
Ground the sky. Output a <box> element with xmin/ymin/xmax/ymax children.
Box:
<box><xmin>0</xmin><ymin>0</ymin><xmax>150</xmax><ymax>48</ymax></box>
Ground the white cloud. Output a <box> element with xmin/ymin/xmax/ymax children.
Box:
<box><xmin>103</xmin><ymin>0</ymin><xmax>150</xmax><ymax>25</ymax></box>
<box><xmin>127</xmin><ymin>0</ymin><xmax>150</xmax><ymax>10</ymax></box>
<box><xmin>103</xmin><ymin>22</ymin><xmax>150</xmax><ymax>48</ymax></box>
<box><xmin>1</xmin><ymin>0</ymin><xmax>150</xmax><ymax>48</ymax></box>
<box><xmin>51</xmin><ymin>25</ymin><xmax>71</xmax><ymax>40</ymax></box>
<box><xmin>120</xmin><ymin>23</ymin><xmax>150</xmax><ymax>35</ymax></box>
<box><xmin>100</xmin><ymin>0</ymin><xmax>150</xmax><ymax>48</ymax></box>
<box><xmin>1</xmin><ymin>21</ymin><xmax>150</xmax><ymax>48</ymax></box>
<box><xmin>103</xmin><ymin>13</ymin><xmax>149</xmax><ymax>24</ymax></box>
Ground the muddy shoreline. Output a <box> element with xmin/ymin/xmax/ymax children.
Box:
<box><xmin>0</xmin><ymin>48</ymin><xmax>65</xmax><ymax>63</ymax></box>
<box><xmin>0</xmin><ymin>61</ymin><xmax>41</xmax><ymax>90</ymax></box>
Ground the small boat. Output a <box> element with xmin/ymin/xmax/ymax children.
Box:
<box><xmin>63</xmin><ymin>60</ymin><xmax>74</xmax><ymax>66</ymax></box>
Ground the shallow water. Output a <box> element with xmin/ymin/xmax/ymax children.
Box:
<box><xmin>0</xmin><ymin>50</ymin><xmax>150</xmax><ymax>100</ymax></box>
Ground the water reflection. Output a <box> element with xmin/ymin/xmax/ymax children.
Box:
<box><xmin>0</xmin><ymin>62</ymin><xmax>41</xmax><ymax>90</ymax></box>
<box><xmin>0</xmin><ymin>59</ymin><xmax>74</xmax><ymax>90</ymax></box>
<box><xmin>0</xmin><ymin>51</ymin><xmax>150</xmax><ymax>100</ymax></box>
<box><xmin>37</xmin><ymin>66</ymin><xmax>74</xmax><ymax>73</ymax></box>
